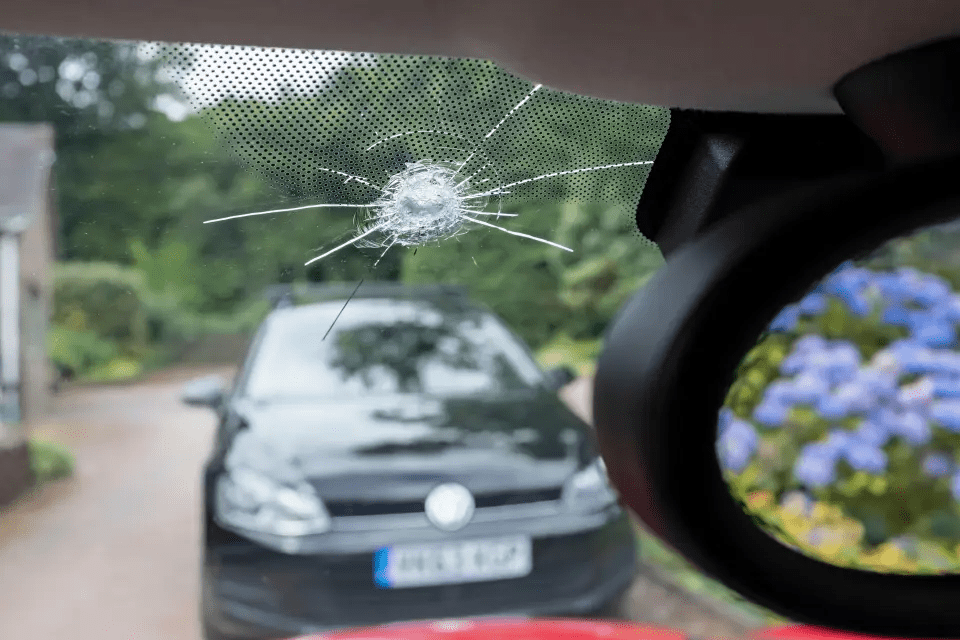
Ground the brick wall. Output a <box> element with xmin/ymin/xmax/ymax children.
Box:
<box><xmin>0</xmin><ymin>443</ymin><xmax>32</xmax><ymax>508</ymax></box>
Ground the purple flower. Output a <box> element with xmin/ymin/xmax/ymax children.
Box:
<box><xmin>793</xmin><ymin>443</ymin><xmax>838</xmax><ymax>488</ymax></box>
<box><xmin>923</xmin><ymin>453</ymin><xmax>954</xmax><ymax>478</ymax></box>
<box><xmin>717</xmin><ymin>419</ymin><xmax>759</xmax><ymax>472</ymax></box>
<box><xmin>930</xmin><ymin>400</ymin><xmax>960</xmax><ymax>433</ymax></box>
<box><xmin>844</xmin><ymin>441</ymin><xmax>888</xmax><ymax>474</ymax></box>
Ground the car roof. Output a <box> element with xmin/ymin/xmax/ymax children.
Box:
<box><xmin>4</xmin><ymin>0</ymin><xmax>960</xmax><ymax>114</ymax></box>
<box><xmin>264</xmin><ymin>282</ymin><xmax>477</xmax><ymax>313</ymax></box>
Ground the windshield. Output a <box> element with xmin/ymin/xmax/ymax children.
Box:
<box><xmin>242</xmin><ymin>298</ymin><xmax>546</xmax><ymax>400</ymax></box>
<box><xmin>0</xmin><ymin>31</ymin><xmax>788</xmax><ymax>640</ymax></box>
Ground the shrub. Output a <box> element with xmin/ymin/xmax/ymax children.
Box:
<box><xmin>28</xmin><ymin>439</ymin><xmax>73</xmax><ymax>483</ymax></box>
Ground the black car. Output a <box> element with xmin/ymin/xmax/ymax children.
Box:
<box><xmin>183</xmin><ymin>283</ymin><xmax>637</xmax><ymax>640</ymax></box>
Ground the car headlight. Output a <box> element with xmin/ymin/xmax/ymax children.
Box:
<box><xmin>562</xmin><ymin>457</ymin><xmax>619</xmax><ymax>512</ymax></box>
<box><xmin>215</xmin><ymin>467</ymin><xmax>331</xmax><ymax>536</ymax></box>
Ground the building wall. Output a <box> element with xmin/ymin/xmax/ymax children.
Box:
<box><xmin>0</xmin><ymin>123</ymin><xmax>54</xmax><ymax>507</ymax></box>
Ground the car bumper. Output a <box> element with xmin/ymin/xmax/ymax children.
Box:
<box><xmin>202</xmin><ymin>509</ymin><xmax>637</xmax><ymax>640</ymax></box>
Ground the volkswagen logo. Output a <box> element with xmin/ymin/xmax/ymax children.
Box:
<box><xmin>424</xmin><ymin>483</ymin><xmax>475</xmax><ymax>531</ymax></box>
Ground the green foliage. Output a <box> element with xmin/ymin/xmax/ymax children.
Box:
<box><xmin>52</xmin><ymin>261</ymin><xmax>151</xmax><ymax>347</ymax></box>
<box><xmin>28</xmin><ymin>439</ymin><xmax>74</xmax><ymax>483</ymax></box>
<box><xmin>48</xmin><ymin>325</ymin><xmax>119</xmax><ymax>374</ymax></box>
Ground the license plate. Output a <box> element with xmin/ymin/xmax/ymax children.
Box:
<box><xmin>374</xmin><ymin>535</ymin><xmax>533</xmax><ymax>589</ymax></box>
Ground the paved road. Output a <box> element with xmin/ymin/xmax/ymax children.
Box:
<box><xmin>0</xmin><ymin>368</ymin><xmax>762</xmax><ymax>640</ymax></box>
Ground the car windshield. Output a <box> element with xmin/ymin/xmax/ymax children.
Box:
<box><xmin>0</xmin><ymin>30</ymin><xmax>794</xmax><ymax>640</ymax></box>
<box><xmin>241</xmin><ymin>298</ymin><xmax>546</xmax><ymax>400</ymax></box>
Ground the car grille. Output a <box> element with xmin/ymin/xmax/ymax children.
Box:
<box><xmin>210</xmin><ymin>526</ymin><xmax>634</xmax><ymax>627</ymax></box>
<box><xmin>325</xmin><ymin>487</ymin><xmax>563</xmax><ymax>518</ymax></box>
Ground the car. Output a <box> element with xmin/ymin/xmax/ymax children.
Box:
<box><xmin>182</xmin><ymin>283</ymin><xmax>637</xmax><ymax>639</ymax></box>
<box><xmin>8</xmin><ymin>2</ymin><xmax>960</xmax><ymax>639</ymax></box>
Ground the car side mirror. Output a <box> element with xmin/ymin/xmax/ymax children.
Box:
<box><xmin>181</xmin><ymin>375</ymin><xmax>227</xmax><ymax>408</ymax></box>
<box><xmin>544</xmin><ymin>365</ymin><xmax>576</xmax><ymax>390</ymax></box>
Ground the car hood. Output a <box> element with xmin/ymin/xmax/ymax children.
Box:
<box><xmin>222</xmin><ymin>390</ymin><xmax>594</xmax><ymax>502</ymax></box>
<box><xmin>301</xmin><ymin>619</ymin><xmax>684</xmax><ymax>640</ymax></box>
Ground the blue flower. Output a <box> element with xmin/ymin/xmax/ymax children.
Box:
<box><xmin>930</xmin><ymin>351</ymin><xmax>960</xmax><ymax>377</ymax></box>
<box><xmin>950</xmin><ymin>471</ymin><xmax>960</xmax><ymax>501</ymax></box>
<box><xmin>717</xmin><ymin>419</ymin><xmax>759</xmax><ymax>472</ymax></box>
<box><xmin>753</xmin><ymin>399</ymin><xmax>789</xmax><ymax>428</ymax></box>
<box><xmin>779</xmin><ymin>352</ymin><xmax>808</xmax><ymax>376</ymax></box>
<box><xmin>769</xmin><ymin>305</ymin><xmax>800</xmax><ymax>333</ymax></box>
<box><xmin>887</xmin><ymin>412</ymin><xmax>932</xmax><ymax>446</ymax></box>
<box><xmin>797</xmin><ymin>292</ymin><xmax>828</xmax><ymax>316</ymax></box>
<box><xmin>911</xmin><ymin>321</ymin><xmax>956</xmax><ymax>349</ymax></box>
<box><xmin>794</xmin><ymin>334</ymin><xmax>828</xmax><ymax>354</ymax></box>
<box><xmin>856</xmin><ymin>419</ymin><xmax>891</xmax><ymax>447</ymax></box>
<box><xmin>913</xmin><ymin>277</ymin><xmax>951</xmax><ymax>307</ymax></box>
<box><xmin>793</xmin><ymin>444</ymin><xmax>838</xmax><ymax>487</ymax></box>
<box><xmin>789</xmin><ymin>373</ymin><xmax>830</xmax><ymax>404</ymax></box>
<box><xmin>822</xmin><ymin>430</ymin><xmax>855</xmax><ymax>457</ymax></box>
<box><xmin>896</xmin><ymin>377</ymin><xmax>935</xmax><ymax>410</ymax></box>
<box><xmin>717</xmin><ymin>408</ymin><xmax>734</xmax><ymax>438</ymax></box>
<box><xmin>933</xmin><ymin>376</ymin><xmax>960</xmax><ymax>398</ymax></box>
<box><xmin>930</xmin><ymin>400</ymin><xmax>960</xmax><ymax>433</ymax></box>
<box><xmin>817</xmin><ymin>392</ymin><xmax>853</xmax><ymax>420</ymax></box>
<box><xmin>923</xmin><ymin>453</ymin><xmax>954</xmax><ymax>478</ymax></box>
<box><xmin>844</xmin><ymin>441</ymin><xmax>888</xmax><ymax>474</ymax></box>
<box><xmin>858</xmin><ymin>369</ymin><xmax>899</xmax><ymax>402</ymax></box>
<box><xmin>939</xmin><ymin>296</ymin><xmax>960</xmax><ymax>323</ymax></box>
<box><xmin>882</xmin><ymin>305</ymin><xmax>911</xmax><ymax>326</ymax></box>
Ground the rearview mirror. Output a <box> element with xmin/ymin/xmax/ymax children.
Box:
<box><xmin>181</xmin><ymin>375</ymin><xmax>226</xmax><ymax>408</ymax></box>
<box><xmin>544</xmin><ymin>365</ymin><xmax>576</xmax><ymax>390</ymax></box>
<box><xmin>593</xmin><ymin>155</ymin><xmax>960</xmax><ymax>637</ymax></box>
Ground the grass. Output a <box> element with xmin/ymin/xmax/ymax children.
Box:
<box><xmin>27</xmin><ymin>438</ymin><xmax>74</xmax><ymax>484</ymax></box>
<box><xmin>635</xmin><ymin>518</ymin><xmax>788</xmax><ymax>626</ymax></box>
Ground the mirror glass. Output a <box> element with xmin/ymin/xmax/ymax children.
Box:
<box><xmin>718</xmin><ymin>218</ymin><xmax>960</xmax><ymax>574</ymax></box>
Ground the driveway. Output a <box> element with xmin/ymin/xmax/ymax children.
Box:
<box><xmin>0</xmin><ymin>368</ymin><xmax>763</xmax><ymax>640</ymax></box>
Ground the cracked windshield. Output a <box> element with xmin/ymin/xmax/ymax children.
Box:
<box><xmin>0</xmin><ymin>33</ymin><xmax>783</xmax><ymax>640</ymax></box>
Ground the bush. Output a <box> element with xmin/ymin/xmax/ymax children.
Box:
<box><xmin>52</xmin><ymin>262</ymin><xmax>150</xmax><ymax>347</ymax></box>
<box><xmin>721</xmin><ymin>257</ymin><xmax>960</xmax><ymax>573</ymax></box>
<box><xmin>48</xmin><ymin>325</ymin><xmax>119</xmax><ymax>376</ymax></box>
<box><xmin>28</xmin><ymin>438</ymin><xmax>74</xmax><ymax>483</ymax></box>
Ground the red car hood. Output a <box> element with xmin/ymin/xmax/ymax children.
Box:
<box><xmin>294</xmin><ymin>619</ymin><xmax>685</xmax><ymax>640</ymax></box>
<box><xmin>293</xmin><ymin>619</ymin><xmax>935</xmax><ymax>640</ymax></box>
